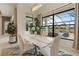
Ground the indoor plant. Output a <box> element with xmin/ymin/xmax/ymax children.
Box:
<box><xmin>34</xmin><ymin>18</ymin><xmax>41</xmax><ymax>35</ymax></box>
<box><xmin>30</xmin><ymin>18</ymin><xmax>41</xmax><ymax>35</ymax></box>
<box><xmin>6</xmin><ymin>22</ymin><xmax>16</xmax><ymax>43</ymax></box>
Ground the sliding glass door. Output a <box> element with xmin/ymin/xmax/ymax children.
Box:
<box><xmin>42</xmin><ymin>8</ymin><xmax>75</xmax><ymax>40</ymax></box>
<box><xmin>54</xmin><ymin>9</ymin><xmax>75</xmax><ymax>40</ymax></box>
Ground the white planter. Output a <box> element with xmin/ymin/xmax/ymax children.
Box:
<box><xmin>9</xmin><ymin>36</ymin><xmax>16</xmax><ymax>44</ymax></box>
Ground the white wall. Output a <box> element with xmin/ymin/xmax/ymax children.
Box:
<box><xmin>17</xmin><ymin>4</ymin><xmax>37</xmax><ymax>35</ymax></box>
<box><xmin>0</xmin><ymin>12</ymin><xmax>2</xmax><ymax>35</ymax></box>
<box><xmin>17</xmin><ymin>4</ymin><xmax>26</xmax><ymax>35</ymax></box>
<box><xmin>0</xmin><ymin>3</ymin><xmax>16</xmax><ymax>17</ymax></box>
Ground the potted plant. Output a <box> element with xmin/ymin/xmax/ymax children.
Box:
<box><xmin>6</xmin><ymin>22</ymin><xmax>16</xmax><ymax>44</ymax></box>
<box><xmin>30</xmin><ymin>18</ymin><xmax>41</xmax><ymax>35</ymax></box>
<box><xmin>35</xmin><ymin>18</ymin><xmax>41</xmax><ymax>35</ymax></box>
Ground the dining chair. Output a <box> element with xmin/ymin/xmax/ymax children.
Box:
<box><xmin>18</xmin><ymin>35</ymin><xmax>34</xmax><ymax>55</ymax></box>
<box><xmin>40</xmin><ymin>35</ymin><xmax>61</xmax><ymax>56</ymax></box>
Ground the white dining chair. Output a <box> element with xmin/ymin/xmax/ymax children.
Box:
<box><xmin>40</xmin><ymin>35</ymin><xmax>61</xmax><ymax>56</ymax></box>
<box><xmin>18</xmin><ymin>35</ymin><xmax>34</xmax><ymax>55</ymax></box>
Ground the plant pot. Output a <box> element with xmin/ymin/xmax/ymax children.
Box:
<box><xmin>9</xmin><ymin>36</ymin><xmax>16</xmax><ymax>44</ymax></box>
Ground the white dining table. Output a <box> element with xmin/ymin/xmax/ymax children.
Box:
<box><xmin>22</xmin><ymin>33</ymin><xmax>54</xmax><ymax>55</ymax></box>
<box><xmin>22</xmin><ymin>34</ymin><xmax>54</xmax><ymax>48</ymax></box>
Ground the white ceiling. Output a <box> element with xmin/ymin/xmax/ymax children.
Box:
<box><xmin>0</xmin><ymin>3</ymin><xmax>69</xmax><ymax>17</ymax></box>
<box><xmin>0</xmin><ymin>3</ymin><xmax>16</xmax><ymax>17</ymax></box>
<box><xmin>38</xmin><ymin>3</ymin><xmax>69</xmax><ymax>13</ymax></box>
<box><xmin>17</xmin><ymin>3</ymin><xmax>69</xmax><ymax>16</ymax></box>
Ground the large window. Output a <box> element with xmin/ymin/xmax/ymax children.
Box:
<box><xmin>2</xmin><ymin>16</ymin><xmax>10</xmax><ymax>34</ymax></box>
<box><xmin>26</xmin><ymin>16</ymin><xmax>33</xmax><ymax>31</ymax></box>
<box><xmin>42</xmin><ymin>16</ymin><xmax>53</xmax><ymax>34</ymax></box>
<box><xmin>42</xmin><ymin>8</ymin><xmax>75</xmax><ymax>40</ymax></box>
<box><xmin>54</xmin><ymin>10</ymin><xmax>75</xmax><ymax>32</ymax></box>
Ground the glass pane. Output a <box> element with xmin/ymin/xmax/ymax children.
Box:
<box><xmin>70</xmin><ymin>21</ymin><xmax>75</xmax><ymax>24</ymax></box>
<box><xmin>4</xmin><ymin>21</ymin><xmax>10</xmax><ymax>33</ymax></box>
<box><xmin>26</xmin><ymin>17</ymin><xmax>33</xmax><ymax>31</ymax></box>
<box><xmin>55</xmin><ymin>10</ymin><xmax>75</xmax><ymax>22</ymax></box>
<box><xmin>54</xmin><ymin>15</ymin><xmax>62</xmax><ymax>22</ymax></box>
<box><xmin>43</xmin><ymin>22</ymin><xmax>45</xmax><ymax>26</ymax></box>
<box><xmin>42</xmin><ymin>26</ymin><xmax>46</xmax><ymax>31</ymax></box>
<box><xmin>46</xmin><ymin>16</ymin><xmax>53</xmax><ymax>25</ymax></box>
<box><xmin>48</xmin><ymin>26</ymin><xmax>52</xmax><ymax>32</ymax></box>
<box><xmin>65</xmin><ymin>22</ymin><xmax>70</xmax><ymax>24</ymax></box>
<box><xmin>42</xmin><ymin>18</ymin><xmax>46</xmax><ymax>26</ymax></box>
<box><xmin>55</xmin><ymin>22</ymin><xmax>64</xmax><ymax>25</ymax></box>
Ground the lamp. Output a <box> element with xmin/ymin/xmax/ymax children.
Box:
<box><xmin>32</xmin><ymin>4</ymin><xmax>42</xmax><ymax>12</ymax></box>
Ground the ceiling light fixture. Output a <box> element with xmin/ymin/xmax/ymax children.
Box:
<box><xmin>32</xmin><ymin>4</ymin><xmax>42</xmax><ymax>12</ymax></box>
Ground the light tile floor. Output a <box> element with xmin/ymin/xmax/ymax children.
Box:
<box><xmin>60</xmin><ymin>39</ymin><xmax>79</xmax><ymax>56</ymax></box>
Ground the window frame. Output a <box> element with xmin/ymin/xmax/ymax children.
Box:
<box><xmin>42</xmin><ymin>8</ymin><xmax>75</xmax><ymax>37</ymax></box>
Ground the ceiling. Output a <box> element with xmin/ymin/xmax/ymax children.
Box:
<box><xmin>0</xmin><ymin>3</ymin><xmax>69</xmax><ymax>17</ymax></box>
<box><xmin>38</xmin><ymin>3</ymin><xmax>69</xmax><ymax>13</ymax></box>
<box><xmin>0</xmin><ymin>3</ymin><xmax>16</xmax><ymax>17</ymax></box>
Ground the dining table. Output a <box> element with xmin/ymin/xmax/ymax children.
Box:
<box><xmin>22</xmin><ymin>33</ymin><xmax>54</xmax><ymax>55</ymax></box>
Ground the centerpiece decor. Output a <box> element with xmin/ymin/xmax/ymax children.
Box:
<box><xmin>6</xmin><ymin>22</ymin><xmax>16</xmax><ymax>44</ymax></box>
<box><xmin>30</xmin><ymin>18</ymin><xmax>41</xmax><ymax>35</ymax></box>
<box><xmin>31</xmin><ymin>26</ymin><xmax>36</xmax><ymax>34</ymax></box>
<box><xmin>34</xmin><ymin>18</ymin><xmax>41</xmax><ymax>35</ymax></box>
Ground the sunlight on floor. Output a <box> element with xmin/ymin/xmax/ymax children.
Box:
<box><xmin>60</xmin><ymin>39</ymin><xmax>79</xmax><ymax>56</ymax></box>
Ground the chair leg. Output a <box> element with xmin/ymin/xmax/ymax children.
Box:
<box><xmin>22</xmin><ymin>49</ymin><xmax>35</xmax><ymax>56</ymax></box>
<box><xmin>22</xmin><ymin>45</ymin><xmax>43</xmax><ymax>56</ymax></box>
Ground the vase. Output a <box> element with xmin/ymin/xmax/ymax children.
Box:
<box><xmin>9</xmin><ymin>36</ymin><xmax>16</xmax><ymax>44</ymax></box>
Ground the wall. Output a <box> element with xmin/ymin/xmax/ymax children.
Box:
<box><xmin>73</xmin><ymin>3</ymin><xmax>79</xmax><ymax>50</ymax></box>
<box><xmin>0</xmin><ymin>3</ymin><xmax>16</xmax><ymax>17</ymax></box>
<box><xmin>17</xmin><ymin>4</ymin><xmax>37</xmax><ymax>35</ymax></box>
<box><xmin>0</xmin><ymin>11</ymin><xmax>2</xmax><ymax>35</ymax></box>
